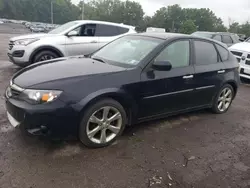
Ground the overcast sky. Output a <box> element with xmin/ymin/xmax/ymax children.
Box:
<box><xmin>71</xmin><ymin>0</ymin><xmax>250</xmax><ymax>26</ymax></box>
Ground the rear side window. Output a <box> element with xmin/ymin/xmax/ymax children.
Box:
<box><xmin>213</xmin><ymin>35</ymin><xmax>222</xmax><ymax>42</ymax></box>
<box><xmin>95</xmin><ymin>24</ymin><xmax>126</xmax><ymax>36</ymax></box>
<box><xmin>117</xmin><ymin>26</ymin><xmax>129</xmax><ymax>35</ymax></box>
<box><xmin>194</xmin><ymin>40</ymin><xmax>219</xmax><ymax>65</ymax></box>
<box><xmin>215</xmin><ymin>44</ymin><xmax>229</xmax><ymax>61</ymax></box>
<box><xmin>222</xmin><ymin>35</ymin><xmax>233</xmax><ymax>44</ymax></box>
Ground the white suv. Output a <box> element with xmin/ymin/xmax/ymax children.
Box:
<box><xmin>8</xmin><ymin>20</ymin><xmax>136</xmax><ymax>67</ymax></box>
<box><xmin>229</xmin><ymin>40</ymin><xmax>250</xmax><ymax>80</ymax></box>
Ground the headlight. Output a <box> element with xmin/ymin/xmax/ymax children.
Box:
<box><xmin>14</xmin><ymin>38</ymin><xmax>40</xmax><ymax>46</ymax></box>
<box><xmin>20</xmin><ymin>89</ymin><xmax>62</xmax><ymax>104</ymax></box>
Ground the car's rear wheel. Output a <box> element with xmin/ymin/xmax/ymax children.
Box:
<box><xmin>33</xmin><ymin>50</ymin><xmax>58</xmax><ymax>63</ymax></box>
<box><xmin>79</xmin><ymin>98</ymin><xmax>126</xmax><ymax>148</ymax></box>
<box><xmin>212</xmin><ymin>84</ymin><xmax>234</xmax><ymax>114</ymax></box>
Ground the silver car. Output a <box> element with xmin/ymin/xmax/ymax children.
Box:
<box><xmin>8</xmin><ymin>20</ymin><xmax>136</xmax><ymax>67</ymax></box>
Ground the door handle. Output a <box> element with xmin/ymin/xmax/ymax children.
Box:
<box><xmin>90</xmin><ymin>40</ymin><xmax>98</xmax><ymax>43</ymax></box>
<box><xmin>183</xmin><ymin>75</ymin><xmax>193</xmax><ymax>79</ymax></box>
<box><xmin>218</xmin><ymin>70</ymin><xmax>225</xmax><ymax>74</ymax></box>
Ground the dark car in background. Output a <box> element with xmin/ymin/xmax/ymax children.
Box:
<box><xmin>5</xmin><ymin>33</ymin><xmax>240</xmax><ymax>148</ymax></box>
<box><xmin>191</xmin><ymin>31</ymin><xmax>240</xmax><ymax>47</ymax></box>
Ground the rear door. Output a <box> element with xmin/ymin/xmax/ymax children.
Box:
<box><xmin>138</xmin><ymin>39</ymin><xmax>196</xmax><ymax>118</ymax></box>
<box><xmin>96</xmin><ymin>24</ymin><xmax>130</xmax><ymax>48</ymax></box>
<box><xmin>65</xmin><ymin>24</ymin><xmax>100</xmax><ymax>56</ymax></box>
<box><xmin>192</xmin><ymin>40</ymin><xmax>226</xmax><ymax>107</ymax></box>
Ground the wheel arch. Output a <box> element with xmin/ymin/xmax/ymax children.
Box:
<box><xmin>225</xmin><ymin>80</ymin><xmax>238</xmax><ymax>99</ymax></box>
<box><xmin>29</xmin><ymin>45</ymin><xmax>64</xmax><ymax>63</ymax></box>
<box><xmin>76</xmin><ymin>88</ymin><xmax>138</xmax><ymax>126</ymax></box>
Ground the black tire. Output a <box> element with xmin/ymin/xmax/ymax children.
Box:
<box><xmin>33</xmin><ymin>50</ymin><xmax>58</xmax><ymax>63</ymax></box>
<box><xmin>79</xmin><ymin>98</ymin><xmax>127</xmax><ymax>148</ymax></box>
<box><xmin>211</xmin><ymin>84</ymin><xmax>234</xmax><ymax>114</ymax></box>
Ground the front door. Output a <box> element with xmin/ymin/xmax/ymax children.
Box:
<box><xmin>192</xmin><ymin>40</ymin><xmax>226</xmax><ymax>107</ymax></box>
<box><xmin>138</xmin><ymin>39</ymin><xmax>196</xmax><ymax>118</ymax></box>
<box><xmin>65</xmin><ymin>24</ymin><xmax>100</xmax><ymax>56</ymax></box>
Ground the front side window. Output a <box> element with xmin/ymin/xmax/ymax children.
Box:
<box><xmin>213</xmin><ymin>35</ymin><xmax>222</xmax><ymax>42</ymax></box>
<box><xmin>155</xmin><ymin>40</ymin><xmax>190</xmax><ymax>68</ymax></box>
<box><xmin>222</xmin><ymin>35</ymin><xmax>233</xmax><ymax>44</ymax></box>
<box><xmin>70</xmin><ymin>24</ymin><xmax>96</xmax><ymax>37</ymax></box>
<box><xmin>194</xmin><ymin>40</ymin><xmax>219</xmax><ymax>65</ymax></box>
<box><xmin>92</xmin><ymin>36</ymin><xmax>162</xmax><ymax>67</ymax></box>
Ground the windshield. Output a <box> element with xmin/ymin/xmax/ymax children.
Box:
<box><xmin>192</xmin><ymin>32</ymin><xmax>213</xmax><ymax>38</ymax></box>
<box><xmin>245</xmin><ymin>37</ymin><xmax>250</xmax><ymax>42</ymax></box>
<box><xmin>49</xmin><ymin>21</ymin><xmax>79</xmax><ymax>34</ymax></box>
<box><xmin>92</xmin><ymin>35</ymin><xmax>162</xmax><ymax>67</ymax></box>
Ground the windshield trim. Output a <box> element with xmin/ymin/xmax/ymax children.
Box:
<box><xmin>48</xmin><ymin>21</ymin><xmax>82</xmax><ymax>35</ymax></box>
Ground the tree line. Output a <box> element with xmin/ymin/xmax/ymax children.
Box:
<box><xmin>0</xmin><ymin>0</ymin><xmax>249</xmax><ymax>36</ymax></box>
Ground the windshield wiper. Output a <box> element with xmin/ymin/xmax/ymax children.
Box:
<box><xmin>91</xmin><ymin>57</ymin><xmax>106</xmax><ymax>63</ymax></box>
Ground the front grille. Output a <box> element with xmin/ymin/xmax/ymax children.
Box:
<box><xmin>240</xmin><ymin>68</ymin><xmax>250</xmax><ymax>76</ymax></box>
<box><xmin>231</xmin><ymin>51</ymin><xmax>243</xmax><ymax>57</ymax></box>
<box><xmin>9</xmin><ymin>41</ymin><xmax>14</xmax><ymax>50</ymax></box>
<box><xmin>246</xmin><ymin>60</ymin><xmax>250</xmax><ymax>65</ymax></box>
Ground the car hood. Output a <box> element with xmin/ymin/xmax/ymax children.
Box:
<box><xmin>10</xmin><ymin>33</ymin><xmax>57</xmax><ymax>41</ymax></box>
<box><xmin>229</xmin><ymin>42</ymin><xmax>250</xmax><ymax>52</ymax></box>
<box><xmin>12</xmin><ymin>56</ymin><xmax>127</xmax><ymax>88</ymax></box>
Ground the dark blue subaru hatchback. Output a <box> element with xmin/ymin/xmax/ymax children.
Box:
<box><xmin>5</xmin><ymin>33</ymin><xmax>240</xmax><ymax>148</ymax></box>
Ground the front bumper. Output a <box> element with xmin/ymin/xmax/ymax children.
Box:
<box><xmin>8</xmin><ymin>45</ymin><xmax>32</xmax><ymax>66</ymax></box>
<box><xmin>239</xmin><ymin>65</ymin><xmax>250</xmax><ymax>80</ymax></box>
<box><xmin>5</xmin><ymin>97</ymin><xmax>80</xmax><ymax>138</ymax></box>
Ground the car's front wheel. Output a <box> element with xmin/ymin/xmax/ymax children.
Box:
<box><xmin>79</xmin><ymin>98</ymin><xmax>126</xmax><ymax>148</ymax></box>
<box><xmin>212</xmin><ymin>84</ymin><xmax>234</xmax><ymax>114</ymax></box>
<box><xmin>33</xmin><ymin>50</ymin><xmax>59</xmax><ymax>63</ymax></box>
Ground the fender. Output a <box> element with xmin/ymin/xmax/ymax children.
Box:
<box><xmin>72</xmin><ymin>88</ymin><xmax>138</xmax><ymax>124</ymax></box>
<box><xmin>29</xmin><ymin>45</ymin><xmax>65</xmax><ymax>62</ymax></box>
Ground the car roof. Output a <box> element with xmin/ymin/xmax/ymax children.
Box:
<box><xmin>193</xmin><ymin>31</ymin><xmax>216</xmax><ymax>34</ymax></box>
<box><xmin>129</xmin><ymin>32</ymin><xmax>228</xmax><ymax>48</ymax></box>
<box><xmin>131</xmin><ymin>32</ymin><xmax>189</xmax><ymax>39</ymax></box>
<box><xmin>73</xmin><ymin>20</ymin><xmax>135</xmax><ymax>29</ymax></box>
<box><xmin>195</xmin><ymin>31</ymin><xmax>234</xmax><ymax>36</ymax></box>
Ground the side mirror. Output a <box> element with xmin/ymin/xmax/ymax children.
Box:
<box><xmin>67</xmin><ymin>30</ymin><xmax>78</xmax><ymax>37</ymax></box>
<box><xmin>152</xmin><ymin>60</ymin><xmax>172</xmax><ymax>71</ymax></box>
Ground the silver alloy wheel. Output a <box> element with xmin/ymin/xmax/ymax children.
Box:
<box><xmin>39</xmin><ymin>55</ymin><xmax>54</xmax><ymax>61</ymax></box>
<box><xmin>217</xmin><ymin>87</ymin><xmax>233</xmax><ymax>112</ymax></box>
<box><xmin>86</xmin><ymin>106</ymin><xmax>123</xmax><ymax>144</ymax></box>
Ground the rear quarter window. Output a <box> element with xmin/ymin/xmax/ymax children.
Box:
<box><xmin>117</xmin><ymin>26</ymin><xmax>129</xmax><ymax>35</ymax></box>
<box><xmin>215</xmin><ymin>44</ymin><xmax>229</xmax><ymax>61</ymax></box>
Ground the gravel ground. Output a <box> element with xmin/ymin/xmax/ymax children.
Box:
<box><xmin>0</xmin><ymin>23</ymin><xmax>250</xmax><ymax>188</ymax></box>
